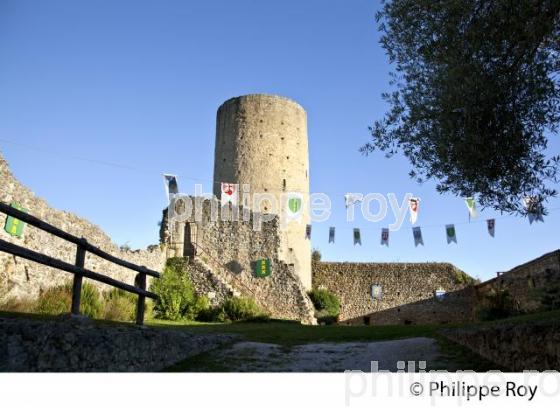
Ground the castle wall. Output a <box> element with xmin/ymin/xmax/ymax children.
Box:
<box><xmin>213</xmin><ymin>94</ymin><xmax>312</xmax><ymax>289</ymax></box>
<box><xmin>312</xmin><ymin>261</ymin><xmax>475</xmax><ymax>325</ymax></box>
<box><xmin>0</xmin><ymin>152</ymin><xmax>166</xmax><ymax>303</ymax></box>
<box><xmin>164</xmin><ymin>198</ymin><xmax>316</xmax><ymax>324</ymax></box>
<box><xmin>474</xmin><ymin>250</ymin><xmax>560</xmax><ymax>312</ymax></box>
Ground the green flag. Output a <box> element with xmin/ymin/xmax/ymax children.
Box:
<box><xmin>255</xmin><ymin>258</ymin><xmax>271</xmax><ymax>278</ymax></box>
<box><xmin>4</xmin><ymin>203</ymin><xmax>27</xmax><ymax>238</ymax></box>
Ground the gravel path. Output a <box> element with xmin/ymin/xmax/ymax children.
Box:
<box><xmin>185</xmin><ymin>337</ymin><xmax>443</xmax><ymax>372</ymax></box>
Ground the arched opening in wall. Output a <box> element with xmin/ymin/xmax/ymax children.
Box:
<box><xmin>184</xmin><ymin>223</ymin><xmax>197</xmax><ymax>258</ymax></box>
<box><xmin>363</xmin><ymin>316</ymin><xmax>371</xmax><ymax>326</ymax></box>
<box><xmin>403</xmin><ymin>319</ymin><xmax>413</xmax><ymax>325</ymax></box>
<box><xmin>283</xmin><ymin>179</ymin><xmax>286</xmax><ymax>191</ymax></box>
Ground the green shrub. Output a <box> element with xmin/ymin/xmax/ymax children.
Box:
<box><xmin>80</xmin><ymin>282</ymin><xmax>103</xmax><ymax>319</ymax></box>
<box><xmin>308</xmin><ymin>288</ymin><xmax>340</xmax><ymax>318</ymax></box>
<box><xmin>36</xmin><ymin>282</ymin><xmax>103</xmax><ymax>319</ymax></box>
<box><xmin>197</xmin><ymin>305</ymin><xmax>229</xmax><ymax>323</ymax></box>
<box><xmin>36</xmin><ymin>285</ymin><xmax>71</xmax><ymax>316</ymax></box>
<box><xmin>149</xmin><ymin>258</ymin><xmax>207</xmax><ymax>321</ymax></box>
<box><xmin>223</xmin><ymin>296</ymin><xmax>263</xmax><ymax>321</ymax></box>
<box><xmin>103</xmin><ymin>289</ymin><xmax>136</xmax><ymax>322</ymax></box>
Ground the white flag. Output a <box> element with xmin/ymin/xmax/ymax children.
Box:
<box><xmin>285</xmin><ymin>192</ymin><xmax>304</xmax><ymax>222</ymax></box>
<box><xmin>381</xmin><ymin>228</ymin><xmax>389</xmax><ymax>247</ymax></box>
<box><xmin>465</xmin><ymin>197</ymin><xmax>478</xmax><ymax>220</ymax></box>
<box><xmin>409</xmin><ymin>197</ymin><xmax>420</xmax><ymax>224</ymax></box>
<box><xmin>345</xmin><ymin>193</ymin><xmax>362</xmax><ymax>208</ymax></box>
<box><xmin>221</xmin><ymin>182</ymin><xmax>239</xmax><ymax>206</ymax></box>
<box><xmin>412</xmin><ymin>227</ymin><xmax>424</xmax><ymax>247</ymax></box>
<box><xmin>523</xmin><ymin>196</ymin><xmax>544</xmax><ymax>224</ymax></box>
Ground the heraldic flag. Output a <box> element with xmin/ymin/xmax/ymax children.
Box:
<box><xmin>221</xmin><ymin>182</ymin><xmax>239</xmax><ymax>206</ymax></box>
<box><xmin>353</xmin><ymin>228</ymin><xmax>361</xmax><ymax>246</ymax></box>
<box><xmin>487</xmin><ymin>219</ymin><xmax>495</xmax><ymax>237</ymax></box>
<box><xmin>465</xmin><ymin>197</ymin><xmax>478</xmax><ymax>220</ymax></box>
<box><xmin>446</xmin><ymin>224</ymin><xmax>457</xmax><ymax>244</ymax></box>
<box><xmin>381</xmin><ymin>228</ymin><xmax>389</xmax><ymax>246</ymax></box>
<box><xmin>409</xmin><ymin>197</ymin><xmax>420</xmax><ymax>224</ymax></box>
<box><xmin>329</xmin><ymin>227</ymin><xmax>335</xmax><ymax>243</ymax></box>
<box><xmin>413</xmin><ymin>226</ymin><xmax>424</xmax><ymax>246</ymax></box>
<box><xmin>285</xmin><ymin>192</ymin><xmax>304</xmax><ymax>222</ymax></box>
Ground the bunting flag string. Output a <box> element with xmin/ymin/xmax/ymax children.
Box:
<box><xmin>329</xmin><ymin>227</ymin><xmax>335</xmax><ymax>243</ymax></box>
<box><xmin>220</xmin><ymin>182</ymin><xmax>239</xmax><ymax>206</ymax></box>
<box><xmin>413</xmin><ymin>227</ymin><xmax>424</xmax><ymax>247</ymax></box>
<box><xmin>163</xmin><ymin>174</ymin><xmax>179</xmax><ymax>202</ymax></box>
<box><xmin>353</xmin><ymin>228</ymin><xmax>362</xmax><ymax>246</ymax></box>
<box><xmin>523</xmin><ymin>196</ymin><xmax>544</xmax><ymax>224</ymax></box>
<box><xmin>305</xmin><ymin>224</ymin><xmax>312</xmax><ymax>240</ymax></box>
<box><xmin>409</xmin><ymin>197</ymin><xmax>420</xmax><ymax>224</ymax></box>
<box><xmin>446</xmin><ymin>224</ymin><xmax>457</xmax><ymax>244</ymax></box>
<box><xmin>381</xmin><ymin>228</ymin><xmax>389</xmax><ymax>247</ymax></box>
<box><xmin>465</xmin><ymin>197</ymin><xmax>478</xmax><ymax>220</ymax></box>
<box><xmin>487</xmin><ymin>219</ymin><xmax>495</xmax><ymax>237</ymax></box>
<box><xmin>345</xmin><ymin>194</ymin><xmax>362</xmax><ymax>208</ymax></box>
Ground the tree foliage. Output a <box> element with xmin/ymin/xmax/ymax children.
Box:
<box><xmin>363</xmin><ymin>0</ymin><xmax>560</xmax><ymax>213</ymax></box>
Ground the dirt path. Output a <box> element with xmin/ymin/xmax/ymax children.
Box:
<box><xmin>179</xmin><ymin>337</ymin><xmax>447</xmax><ymax>372</ymax></box>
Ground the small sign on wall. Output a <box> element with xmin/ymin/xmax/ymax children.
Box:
<box><xmin>371</xmin><ymin>284</ymin><xmax>383</xmax><ymax>300</ymax></box>
<box><xmin>255</xmin><ymin>258</ymin><xmax>271</xmax><ymax>278</ymax></box>
<box><xmin>435</xmin><ymin>288</ymin><xmax>446</xmax><ymax>301</ymax></box>
<box><xmin>4</xmin><ymin>203</ymin><xmax>27</xmax><ymax>238</ymax></box>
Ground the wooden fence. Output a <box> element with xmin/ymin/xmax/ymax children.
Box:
<box><xmin>0</xmin><ymin>202</ymin><xmax>159</xmax><ymax>325</ymax></box>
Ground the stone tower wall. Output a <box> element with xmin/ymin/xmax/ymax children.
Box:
<box><xmin>213</xmin><ymin>94</ymin><xmax>311</xmax><ymax>289</ymax></box>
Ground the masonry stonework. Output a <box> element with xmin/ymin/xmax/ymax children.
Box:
<box><xmin>0</xmin><ymin>151</ymin><xmax>166</xmax><ymax>303</ymax></box>
<box><xmin>312</xmin><ymin>261</ymin><xmax>476</xmax><ymax>325</ymax></box>
<box><xmin>213</xmin><ymin>94</ymin><xmax>312</xmax><ymax>290</ymax></box>
<box><xmin>163</xmin><ymin>198</ymin><xmax>316</xmax><ymax>324</ymax></box>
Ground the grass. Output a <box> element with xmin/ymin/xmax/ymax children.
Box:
<box><xmin>148</xmin><ymin>318</ymin><xmax>442</xmax><ymax>346</ymax></box>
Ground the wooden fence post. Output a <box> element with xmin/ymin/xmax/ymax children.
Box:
<box><xmin>71</xmin><ymin>239</ymin><xmax>87</xmax><ymax>315</ymax></box>
<box><xmin>135</xmin><ymin>272</ymin><xmax>147</xmax><ymax>325</ymax></box>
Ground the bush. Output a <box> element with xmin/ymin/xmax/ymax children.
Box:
<box><xmin>149</xmin><ymin>258</ymin><xmax>207</xmax><ymax>321</ymax></box>
<box><xmin>36</xmin><ymin>282</ymin><xmax>103</xmax><ymax>319</ymax></box>
<box><xmin>223</xmin><ymin>296</ymin><xmax>263</xmax><ymax>322</ymax></box>
<box><xmin>312</xmin><ymin>249</ymin><xmax>322</xmax><ymax>263</ymax></box>
<box><xmin>103</xmin><ymin>289</ymin><xmax>136</xmax><ymax>322</ymax></box>
<box><xmin>36</xmin><ymin>286</ymin><xmax>71</xmax><ymax>316</ymax></box>
<box><xmin>308</xmin><ymin>288</ymin><xmax>340</xmax><ymax>318</ymax></box>
<box><xmin>197</xmin><ymin>305</ymin><xmax>229</xmax><ymax>323</ymax></box>
<box><xmin>476</xmin><ymin>288</ymin><xmax>516</xmax><ymax>321</ymax></box>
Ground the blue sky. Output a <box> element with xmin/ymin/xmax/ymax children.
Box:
<box><xmin>0</xmin><ymin>0</ymin><xmax>558</xmax><ymax>281</ymax></box>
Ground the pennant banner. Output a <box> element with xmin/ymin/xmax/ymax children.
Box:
<box><xmin>221</xmin><ymin>182</ymin><xmax>239</xmax><ymax>207</ymax></box>
<box><xmin>329</xmin><ymin>227</ymin><xmax>335</xmax><ymax>243</ymax></box>
<box><xmin>413</xmin><ymin>227</ymin><xmax>424</xmax><ymax>247</ymax></box>
<box><xmin>345</xmin><ymin>193</ymin><xmax>362</xmax><ymax>208</ymax></box>
<box><xmin>305</xmin><ymin>224</ymin><xmax>312</xmax><ymax>239</ymax></box>
<box><xmin>381</xmin><ymin>228</ymin><xmax>389</xmax><ymax>247</ymax></box>
<box><xmin>446</xmin><ymin>224</ymin><xmax>457</xmax><ymax>244</ymax></box>
<box><xmin>465</xmin><ymin>197</ymin><xmax>478</xmax><ymax>220</ymax></box>
<box><xmin>163</xmin><ymin>174</ymin><xmax>179</xmax><ymax>202</ymax></box>
<box><xmin>285</xmin><ymin>192</ymin><xmax>304</xmax><ymax>221</ymax></box>
<box><xmin>523</xmin><ymin>196</ymin><xmax>544</xmax><ymax>224</ymax></box>
<box><xmin>353</xmin><ymin>228</ymin><xmax>362</xmax><ymax>246</ymax></box>
<box><xmin>487</xmin><ymin>219</ymin><xmax>495</xmax><ymax>237</ymax></box>
<box><xmin>409</xmin><ymin>197</ymin><xmax>420</xmax><ymax>224</ymax></box>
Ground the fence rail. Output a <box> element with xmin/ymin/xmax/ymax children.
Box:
<box><xmin>0</xmin><ymin>202</ymin><xmax>159</xmax><ymax>325</ymax></box>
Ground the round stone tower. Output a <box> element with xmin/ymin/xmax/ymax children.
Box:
<box><xmin>213</xmin><ymin>94</ymin><xmax>311</xmax><ymax>290</ymax></box>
